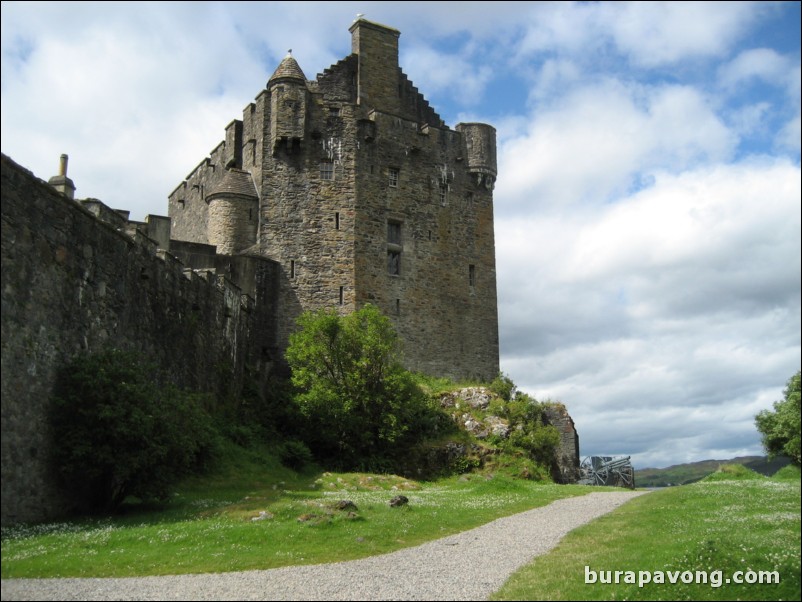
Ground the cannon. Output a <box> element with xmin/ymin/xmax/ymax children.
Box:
<box><xmin>578</xmin><ymin>455</ymin><xmax>635</xmax><ymax>489</ymax></box>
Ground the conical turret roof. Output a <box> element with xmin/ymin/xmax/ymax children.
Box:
<box><xmin>268</xmin><ymin>51</ymin><xmax>307</xmax><ymax>85</ymax></box>
<box><xmin>207</xmin><ymin>169</ymin><xmax>258</xmax><ymax>200</ymax></box>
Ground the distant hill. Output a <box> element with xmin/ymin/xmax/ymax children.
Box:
<box><xmin>635</xmin><ymin>455</ymin><xmax>791</xmax><ymax>487</ymax></box>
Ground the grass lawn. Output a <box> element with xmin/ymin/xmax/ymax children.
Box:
<box><xmin>1</xmin><ymin>449</ymin><xmax>597</xmax><ymax>578</ymax></box>
<box><xmin>492</xmin><ymin>464</ymin><xmax>801</xmax><ymax>601</ymax></box>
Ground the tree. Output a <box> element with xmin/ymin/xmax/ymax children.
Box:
<box><xmin>285</xmin><ymin>304</ymin><xmax>440</xmax><ymax>468</ymax></box>
<box><xmin>755</xmin><ymin>370</ymin><xmax>801</xmax><ymax>466</ymax></box>
<box><xmin>50</xmin><ymin>350</ymin><xmax>217</xmax><ymax>513</ymax></box>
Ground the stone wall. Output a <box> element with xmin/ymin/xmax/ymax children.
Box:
<box><xmin>167</xmin><ymin>17</ymin><xmax>500</xmax><ymax>382</ymax></box>
<box><xmin>543</xmin><ymin>404</ymin><xmax>581</xmax><ymax>483</ymax></box>
<box><xmin>0</xmin><ymin>154</ymin><xmax>279</xmax><ymax>525</ymax></box>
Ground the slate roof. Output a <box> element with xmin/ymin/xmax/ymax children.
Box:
<box><xmin>268</xmin><ymin>52</ymin><xmax>307</xmax><ymax>84</ymax></box>
<box><xmin>207</xmin><ymin>168</ymin><xmax>258</xmax><ymax>199</ymax></box>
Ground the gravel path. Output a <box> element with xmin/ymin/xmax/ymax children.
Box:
<box><xmin>1</xmin><ymin>490</ymin><xmax>648</xmax><ymax>601</ymax></box>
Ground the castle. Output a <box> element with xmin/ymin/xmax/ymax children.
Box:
<box><xmin>167</xmin><ymin>18</ymin><xmax>500</xmax><ymax>379</ymax></box>
<box><xmin>1</xmin><ymin>18</ymin><xmax>500</xmax><ymax>524</ymax></box>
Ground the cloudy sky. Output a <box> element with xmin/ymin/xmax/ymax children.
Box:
<box><xmin>2</xmin><ymin>1</ymin><xmax>800</xmax><ymax>469</ymax></box>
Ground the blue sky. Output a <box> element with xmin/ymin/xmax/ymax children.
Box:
<box><xmin>2</xmin><ymin>1</ymin><xmax>800</xmax><ymax>469</ymax></box>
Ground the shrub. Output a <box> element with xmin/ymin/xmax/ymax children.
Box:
<box><xmin>278</xmin><ymin>440</ymin><xmax>313</xmax><ymax>470</ymax></box>
<box><xmin>285</xmin><ymin>304</ymin><xmax>445</xmax><ymax>469</ymax></box>
<box><xmin>50</xmin><ymin>350</ymin><xmax>217</xmax><ymax>513</ymax></box>
<box><xmin>755</xmin><ymin>370</ymin><xmax>801</xmax><ymax>465</ymax></box>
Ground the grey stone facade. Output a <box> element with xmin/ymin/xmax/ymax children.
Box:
<box><xmin>0</xmin><ymin>19</ymin><xmax>503</xmax><ymax>525</ymax></box>
<box><xmin>169</xmin><ymin>18</ymin><xmax>500</xmax><ymax>381</ymax></box>
<box><xmin>1</xmin><ymin>154</ymin><xmax>279</xmax><ymax>524</ymax></box>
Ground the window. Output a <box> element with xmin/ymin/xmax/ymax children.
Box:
<box><xmin>335</xmin><ymin>212</ymin><xmax>340</xmax><ymax>230</ymax></box>
<box><xmin>387</xmin><ymin>221</ymin><xmax>401</xmax><ymax>245</ymax></box>
<box><xmin>439</xmin><ymin>183</ymin><xmax>448</xmax><ymax>205</ymax></box>
<box><xmin>339</xmin><ymin>286</ymin><xmax>344</xmax><ymax>305</ymax></box>
<box><xmin>388</xmin><ymin>168</ymin><xmax>399</xmax><ymax>188</ymax></box>
<box><xmin>387</xmin><ymin>220</ymin><xmax>402</xmax><ymax>275</ymax></box>
<box><xmin>387</xmin><ymin>250</ymin><xmax>401</xmax><ymax>275</ymax></box>
<box><xmin>320</xmin><ymin>161</ymin><xmax>334</xmax><ymax>181</ymax></box>
<box><xmin>329</xmin><ymin>107</ymin><xmax>341</xmax><ymax>117</ymax></box>
<box><xmin>469</xmin><ymin>264</ymin><xmax>476</xmax><ymax>287</ymax></box>
<box><xmin>290</xmin><ymin>260</ymin><xmax>296</xmax><ymax>279</ymax></box>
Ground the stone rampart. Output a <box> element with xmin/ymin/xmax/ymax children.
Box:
<box><xmin>0</xmin><ymin>154</ymin><xmax>279</xmax><ymax>524</ymax></box>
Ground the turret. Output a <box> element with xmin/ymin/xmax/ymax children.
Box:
<box><xmin>456</xmin><ymin>123</ymin><xmax>497</xmax><ymax>190</ymax></box>
<box><xmin>268</xmin><ymin>51</ymin><xmax>308</xmax><ymax>155</ymax></box>
<box><xmin>206</xmin><ymin>168</ymin><xmax>259</xmax><ymax>254</ymax></box>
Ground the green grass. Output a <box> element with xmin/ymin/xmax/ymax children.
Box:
<box><xmin>492</xmin><ymin>465</ymin><xmax>801</xmax><ymax>601</ymax></box>
<box><xmin>1</xmin><ymin>444</ymin><xmax>594</xmax><ymax>578</ymax></box>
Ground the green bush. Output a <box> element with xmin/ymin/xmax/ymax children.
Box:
<box><xmin>755</xmin><ymin>370</ymin><xmax>801</xmax><ymax>465</ymax></box>
<box><xmin>50</xmin><ymin>350</ymin><xmax>218</xmax><ymax>513</ymax></box>
<box><xmin>285</xmin><ymin>304</ymin><xmax>446</xmax><ymax>469</ymax></box>
<box><xmin>278</xmin><ymin>440</ymin><xmax>313</xmax><ymax>470</ymax></box>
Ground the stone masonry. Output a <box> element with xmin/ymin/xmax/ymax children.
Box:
<box><xmin>168</xmin><ymin>18</ymin><xmax>500</xmax><ymax>381</ymax></box>
<box><xmin>1</xmin><ymin>18</ymin><xmax>505</xmax><ymax>525</ymax></box>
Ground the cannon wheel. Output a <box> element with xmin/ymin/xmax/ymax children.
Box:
<box><xmin>615</xmin><ymin>463</ymin><xmax>635</xmax><ymax>489</ymax></box>
<box><xmin>579</xmin><ymin>456</ymin><xmax>609</xmax><ymax>486</ymax></box>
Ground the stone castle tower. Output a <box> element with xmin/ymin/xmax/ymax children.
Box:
<box><xmin>168</xmin><ymin>18</ymin><xmax>499</xmax><ymax>380</ymax></box>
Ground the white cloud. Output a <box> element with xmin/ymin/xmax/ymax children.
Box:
<box><xmin>497</xmin><ymin>159</ymin><xmax>801</xmax><ymax>467</ymax></box>
<box><xmin>514</xmin><ymin>1</ymin><xmax>765</xmax><ymax>67</ymax></box>
<box><xmin>608</xmin><ymin>1</ymin><xmax>762</xmax><ymax>67</ymax></box>
<box><xmin>718</xmin><ymin>47</ymin><xmax>794</xmax><ymax>90</ymax></box>
<box><xmin>496</xmin><ymin>80</ymin><xmax>735</xmax><ymax>211</ymax></box>
<box><xmin>402</xmin><ymin>46</ymin><xmax>493</xmax><ymax>106</ymax></box>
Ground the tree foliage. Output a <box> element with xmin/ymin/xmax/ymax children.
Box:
<box><xmin>755</xmin><ymin>370</ymin><xmax>801</xmax><ymax>466</ymax></box>
<box><xmin>50</xmin><ymin>350</ymin><xmax>217</xmax><ymax>513</ymax></box>
<box><xmin>285</xmin><ymin>304</ymin><xmax>442</xmax><ymax>468</ymax></box>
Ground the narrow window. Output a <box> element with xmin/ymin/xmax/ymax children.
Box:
<box><xmin>290</xmin><ymin>260</ymin><xmax>296</xmax><ymax>279</ymax></box>
<box><xmin>335</xmin><ymin>212</ymin><xmax>340</xmax><ymax>230</ymax></box>
<box><xmin>428</xmin><ymin>230</ymin><xmax>432</xmax><ymax>241</ymax></box>
<box><xmin>249</xmin><ymin>208</ymin><xmax>253</xmax><ymax>221</ymax></box>
<box><xmin>387</xmin><ymin>220</ymin><xmax>402</xmax><ymax>275</ymax></box>
<box><xmin>388</xmin><ymin>168</ymin><xmax>399</xmax><ymax>188</ymax></box>
<box><xmin>439</xmin><ymin>183</ymin><xmax>448</xmax><ymax>206</ymax></box>
<box><xmin>339</xmin><ymin>286</ymin><xmax>344</xmax><ymax>305</ymax></box>
<box><xmin>320</xmin><ymin>161</ymin><xmax>334</xmax><ymax>181</ymax></box>
<box><xmin>387</xmin><ymin>250</ymin><xmax>401</xmax><ymax>276</ymax></box>
<box><xmin>387</xmin><ymin>221</ymin><xmax>401</xmax><ymax>245</ymax></box>
<box><xmin>469</xmin><ymin>264</ymin><xmax>476</xmax><ymax>287</ymax></box>
<box><xmin>396</xmin><ymin>298</ymin><xmax>401</xmax><ymax>315</ymax></box>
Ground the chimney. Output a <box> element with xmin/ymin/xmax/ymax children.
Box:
<box><xmin>348</xmin><ymin>18</ymin><xmax>401</xmax><ymax>112</ymax></box>
<box><xmin>48</xmin><ymin>154</ymin><xmax>76</xmax><ymax>199</ymax></box>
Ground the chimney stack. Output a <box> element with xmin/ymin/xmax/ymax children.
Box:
<box><xmin>48</xmin><ymin>153</ymin><xmax>76</xmax><ymax>199</ymax></box>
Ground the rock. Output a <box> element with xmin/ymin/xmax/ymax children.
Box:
<box><xmin>439</xmin><ymin>387</ymin><xmax>493</xmax><ymax>410</ymax></box>
<box><xmin>389</xmin><ymin>495</ymin><xmax>409</xmax><ymax>507</ymax></box>
<box><xmin>334</xmin><ymin>499</ymin><xmax>357</xmax><ymax>512</ymax></box>
<box><xmin>251</xmin><ymin>510</ymin><xmax>274</xmax><ymax>521</ymax></box>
